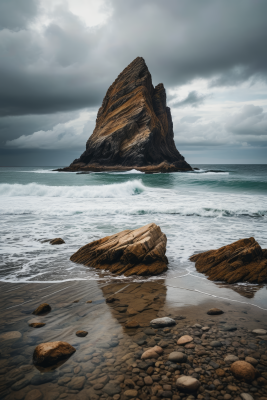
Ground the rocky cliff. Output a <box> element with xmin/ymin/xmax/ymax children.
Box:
<box><xmin>61</xmin><ymin>57</ymin><xmax>192</xmax><ymax>173</ymax></box>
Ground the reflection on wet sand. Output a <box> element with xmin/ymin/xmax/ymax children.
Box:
<box><xmin>216</xmin><ymin>282</ymin><xmax>264</xmax><ymax>299</ymax></box>
<box><xmin>101</xmin><ymin>281</ymin><xmax>167</xmax><ymax>331</ymax></box>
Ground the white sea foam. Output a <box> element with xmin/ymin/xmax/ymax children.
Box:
<box><xmin>0</xmin><ymin>180</ymin><xmax>145</xmax><ymax>198</ymax></box>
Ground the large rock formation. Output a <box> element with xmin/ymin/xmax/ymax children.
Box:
<box><xmin>60</xmin><ymin>57</ymin><xmax>191</xmax><ymax>173</ymax></box>
<box><xmin>190</xmin><ymin>237</ymin><xmax>267</xmax><ymax>284</ymax></box>
<box><xmin>70</xmin><ymin>223</ymin><xmax>168</xmax><ymax>276</ymax></box>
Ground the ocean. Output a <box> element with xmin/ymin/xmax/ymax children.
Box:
<box><xmin>0</xmin><ymin>164</ymin><xmax>266</xmax><ymax>305</ymax></box>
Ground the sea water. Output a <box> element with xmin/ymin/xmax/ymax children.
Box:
<box><xmin>0</xmin><ymin>165</ymin><xmax>266</xmax><ymax>300</ymax></box>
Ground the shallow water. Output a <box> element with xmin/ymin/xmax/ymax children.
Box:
<box><xmin>0</xmin><ymin>164</ymin><xmax>266</xmax><ymax>308</ymax></box>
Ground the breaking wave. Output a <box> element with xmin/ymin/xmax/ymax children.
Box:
<box><xmin>0</xmin><ymin>180</ymin><xmax>145</xmax><ymax>198</ymax></box>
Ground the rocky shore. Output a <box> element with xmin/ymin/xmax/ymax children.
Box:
<box><xmin>0</xmin><ymin>280</ymin><xmax>267</xmax><ymax>400</ymax></box>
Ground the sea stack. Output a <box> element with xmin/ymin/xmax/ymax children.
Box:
<box><xmin>61</xmin><ymin>57</ymin><xmax>192</xmax><ymax>173</ymax></box>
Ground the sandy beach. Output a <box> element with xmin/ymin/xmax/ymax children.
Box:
<box><xmin>1</xmin><ymin>277</ymin><xmax>267</xmax><ymax>400</ymax></box>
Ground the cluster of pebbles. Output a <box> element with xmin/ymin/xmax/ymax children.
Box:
<box><xmin>1</xmin><ymin>308</ymin><xmax>267</xmax><ymax>400</ymax></box>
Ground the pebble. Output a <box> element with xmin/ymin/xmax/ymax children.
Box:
<box><xmin>245</xmin><ymin>356</ymin><xmax>258</xmax><ymax>366</ymax></box>
<box><xmin>168</xmin><ymin>352</ymin><xmax>187</xmax><ymax>363</ymax></box>
<box><xmin>76</xmin><ymin>331</ymin><xmax>88</xmax><ymax>337</ymax></box>
<box><xmin>241</xmin><ymin>394</ymin><xmax>254</xmax><ymax>400</ymax></box>
<box><xmin>150</xmin><ymin>317</ymin><xmax>176</xmax><ymax>328</ymax></box>
<box><xmin>177</xmin><ymin>335</ymin><xmax>193</xmax><ymax>345</ymax></box>
<box><xmin>29</xmin><ymin>323</ymin><xmax>45</xmax><ymax>328</ymax></box>
<box><xmin>124</xmin><ymin>389</ymin><xmax>138</xmax><ymax>398</ymax></box>
<box><xmin>252</xmin><ymin>329</ymin><xmax>267</xmax><ymax>335</ymax></box>
<box><xmin>103</xmin><ymin>380</ymin><xmax>121</xmax><ymax>395</ymax></box>
<box><xmin>144</xmin><ymin>376</ymin><xmax>153</xmax><ymax>385</ymax></box>
<box><xmin>224</xmin><ymin>354</ymin><xmax>239</xmax><ymax>363</ymax></box>
<box><xmin>207</xmin><ymin>308</ymin><xmax>224</xmax><ymax>315</ymax></box>
<box><xmin>141</xmin><ymin>345</ymin><xmax>163</xmax><ymax>360</ymax></box>
<box><xmin>210</xmin><ymin>340</ymin><xmax>222</xmax><ymax>347</ymax></box>
<box><xmin>176</xmin><ymin>376</ymin><xmax>201</xmax><ymax>392</ymax></box>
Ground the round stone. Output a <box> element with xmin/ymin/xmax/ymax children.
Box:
<box><xmin>124</xmin><ymin>389</ymin><xmax>138</xmax><ymax>398</ymax></box>
<box><xmin>76</xmin><ymin>331</ymin><xmax>88</xmax><ymax>337</ymax></box>
<box><xmin>177</xmin><ymin>335</ymin><xmax>193</xmax><ymax>345</ymax></box>
<box><xmin>150</xmin><ymin>317</ymin><xmax>176</xmax><ymax>328</ymax></box>
<box><xmin>144</xmin><ymin>376</ymin><xmax>153</xmax><ymax>385</ymax></box>
<box><xmin>168</xmin><ymin>352</ymin><xmax>187</xmax><ymax>363</ymax></box>
<box><xmin>33</xmin><ymin>341</ymin><xmax>76</xmax><ymax>367</ymax></box>
<box><xmin>210</xmin><ymin>341</ymin><xmax>222</xmax><ymax>347</ymax></box>
<box><xmin>207</xmin><ymin>308</ymin><xmax>224</xmax><ymax>315</ymax></box>
<box><xmin>202</xmin><ymin>326</ymin><xmax>210</xmax><ymax>331</ymax></box>
<box><xmin>230</xmin><ymin>361</ymin><xmax>255</xmax><ymax>381</ymax></box>
<box><xmin>176</xmin><ymin>376</ymin><xmax>200</xmax><ymax>392</ymax></box>
<box><xmin>224</xmin><ymin>354</ymin><xmax>239</xmax><ymax>363</ymax></box>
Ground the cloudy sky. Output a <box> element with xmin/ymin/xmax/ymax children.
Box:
<box><xmin>0</xmin><ymin>0</ymin><xmax>267</xmax><ymax>166</ymax></box>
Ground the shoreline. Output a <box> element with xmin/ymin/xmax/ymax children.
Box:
<box><xmin>1</xmin><ymin>279</ymin><xmax>267</xmax><ymax>400</ymax></box>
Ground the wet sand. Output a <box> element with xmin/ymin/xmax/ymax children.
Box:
<box><xmin>0</xmin><ymin>279</ymin><xmax>267</xmax><ymax>400</ymax></box>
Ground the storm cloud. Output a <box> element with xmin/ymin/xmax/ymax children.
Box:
<box><xmin>1</xmin><ymin>0</ymin><xmax>267</xmax><ymax>164</ymax></box>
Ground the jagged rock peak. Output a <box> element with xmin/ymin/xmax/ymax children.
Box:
<box><xmin>62</xmin><ymin>56</ymin><xmax>192</xmax><ymax>173</ymax></box>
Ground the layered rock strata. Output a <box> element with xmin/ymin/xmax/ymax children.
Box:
<box><xmin>60</xmin><ymin>57</ymin><xmax>191</xmax><ymax>173</ymax></box>
<box><xmin>190</xmin><ymin>237</ymin><xmax>267</xmax><ymax>284</ymax></box>
<box><xmin>70</xmin><ymin>223</ymin><xmax>168</xmax><ymax>276</ymax></box>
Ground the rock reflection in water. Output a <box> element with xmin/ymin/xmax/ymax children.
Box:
<box><xmin>216</xmin><ymin>282</ymin><xmax>264</xmax><ymax>298</ymax></box>
<box><xmin>101</xmin><ymin>281</ymin><xmax>167</xmax><ymax>332</ymax></box>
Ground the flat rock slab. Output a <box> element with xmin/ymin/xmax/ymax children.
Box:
<box><xmin>0</xmin><ymin>331</ymin><xmax>22</xmax><ymax>341</ymax></box>
<box><xmin>33</xmin><ymin>341</ymin><xmax>76</xmax><ymax>367</ymax></box>
<box><xmin>103</xmin><ymin>381</ymin><xmax>121</xmax><ymax>395</ymax></box>
<box><xmin>176</xmin><ymin>376</ymin><xmax>200</xmax><ymax>392</ymax></box>
<box><xmin>190</xmin><ymin>237</ymin><xmax>267</xmax><ymax>284</ymax></box>
<box><xmin>70</xmin><ymin>223</ymin><xmax>168</xmax><ymax>277</ymax></box>
<box><xmin>150</xmin><ymin>317</ymin><xmax>176</xmax><ymax>328</ymax></box>
<box><xmin>177</xmin><ymin>335</ymin><xmax>193</xmax><ymax>345</ymax></box>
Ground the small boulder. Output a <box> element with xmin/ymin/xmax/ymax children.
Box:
<box><xmin>141</xmin><ymin>345</ymin><xmax>163</xmax><ymax>360</ymax></box>
<box><xmin>25</xmin><ymin>389</ymin><xmax>43</xmax><ymax>400</ymax></box>
<box><xmin>230</xmin><ymin>361</ymin><xmax>255</xmax><ymax>381</ymax></box>
<box><xmin>33</xmin><ymin>341</ymin><xmax>76</xmax><ymax>367</ymax></box>
<box><xmin>176</xmin><ymin>376</ymin><xmax>200</xmax><ymax>392</ymax></box>
<box><xmin>32</xmin><ymin>303</ymin><xmax>51</xmax><ymax>315</ymax></box>
<box><xmin>50</xmin><ymin>238</ymin><xmax>65</xmax><ymax>245</ymax></box>
<box><xmin>76</xmin><ymin>331</ymin><xmax>88</xmax><ymax>337</ymax></box>
<box><xmin>207</xmin><ymin>308</ymin><xmax>224</xmax><ymax>315</ymax></box>
<box><xmin>168</xmin><ymin>352</ymin><xmax>187</xmax><ymax>363</ymax></box>
<box><xmin>241</xmin><ymin>394</ymin><xmax>254</xmax><ymax>400</ymax></box>
<box><xmin>177</xmin><ymin>335</ymin><xmax>193</xmax><ymax>345</ymax></box>
<box><xmin>29</xmin><ymin>323</ymin><xmax>46</xmax><ymax>328</ymax></box>
<box><xmin>124</xmin><ymin>389</ymin><xmax>138</xmax><ymax>398</ymax></box>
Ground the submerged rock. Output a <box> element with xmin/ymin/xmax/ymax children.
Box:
<box><xmin>150</xmin><ymin>317</ymin><xmax>176</xmax><ymax>328</ymax></box>
<box><xmin>50</xmin><ymin>238</ymin><xmax>65</xmax><ymax>245</ymax></box>
<box><xmin>190</xmin><ymin>237</ymin><xmax>267</xmax><ymax>283</ymax></box>
<box><xmin>59</xmin><ymin>57</ymin><xmax>192</xmax><ymax>174</ymax></box>
<box><xmin>29</xmin><ymin>323</ymin><xmax>46</xmax><ymax>328</ymax></box>
<box><xmin>230</xmin><ymin>361</ymin><xmax>256</xmax><ymax>381</ymax></box>
<box><xmin>176</xmin><ymin>376</ymin><xmax>200</xmax><ymax>392</ymax></box>
<box><xmin>141</xmin><ymin>345</ymin><xmax>163</xmax><ymax>360</ymax></box>
<box><xmin>33</xmin><ymin>341</ymin><xmax>76</xmax><ymax>367</ymax></box>
<box><xmin>70</xmin><ymin>223</ymin><xmax>168</xmax><ymax>276</ymax></box>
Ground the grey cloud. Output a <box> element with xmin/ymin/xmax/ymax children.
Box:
<box><xmin>180</xmin><ymin>116</ymin><xmax>201</xmax><ymax>123</ymax></box>
<box><xmin>0</xmin><ymin>0</ymin><xmax>267</xmax><ymax>119</ymax></box>
<box><xmin>227</xmin><ymin>104</ymin><xmax>267</xmax><ymax>136</ymax></box>
<box><xmin>0</xmin><ymin>0</ymin><xmax>38</xmax><ymax>31</ymax></box>
<box><xmin>172</xmin><ymin>91</ymin><xmax>208</xmax><ymax>108</ymax></box>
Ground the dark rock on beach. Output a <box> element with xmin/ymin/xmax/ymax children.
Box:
<box><xmin>190</xmin><ymin>237</ymin><xmax>267</xmax><ymax>283</ymax></box>
<box><xmin>33</xmin><ymin>341</ymin><xmax>76</xmax><ymax>367</ymax></box>
<box><xmin>58</xmin><ymin>57</ymin><xmax>192</xmax><ymax>174</ymax></box>
<box><xmin>70</xmin><ymin>223</ymin><xmax>168</xmax><ymax>276</ymax></box>
<box><xmin>32</xmin><ymin>303</ymin><xmax>51</xmax><ymax>315</ymax></box>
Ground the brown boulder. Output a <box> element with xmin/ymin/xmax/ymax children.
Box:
<box><xmin>50</xmin><ymin>238</ymin><xmax>65</xmax><ymax>245</ymax></box>
<box><xmin>29</xmin><ymin>323</ymin><xmax>46</xmax><ymax>328</ymax></box>
<box><xmin>141</xmin><ymin>345</ymin><xmax>163</xmax><ymax>360</ymax></box>
<box><xmin>33</xmin><ymin>341</ymin><xmax>76</xmax><ymax>367</ymax></box>
<box><xmin>32</xmin><ymin>303</ymin><xmax>51</xmax><ymax>315</ymax></box>
<box><xmin>70</xmin><ymin>223</ymin><xmax>168</xmax><ymax>276</ymax></box>
<box><xmin>207</xmin><ymin>308</ymin><xmax>224</xmax><ymax>315</ymax></box>
<box><xmin>230</xmin><ymin>361</ymin><xmax>256</xmax><ymax>381</ymax></box>
<box><xmin>190</xmin><ymin>237</ymin><xmax>267</xmax><ymax>283</ymax></box>
<box><xmin>76</xmin><ymin>331</ymin><xmax>88</xmax><ymax>337</ymax></box>
<box><xmin>59</xmin><ymin>57</ymin><xmax>191</xmax><ymax>174</ymax></box>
